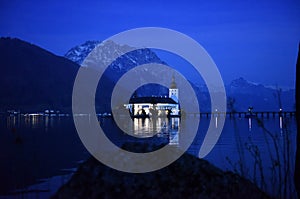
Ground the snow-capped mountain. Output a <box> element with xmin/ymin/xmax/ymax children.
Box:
<box><xmin>64</xmin><ymin>40</ymin><xmax>164</xmax><ymax>69</ymax></box>
<box><xmin>65</xmin><ymin>41</ymin><xmax>101</xmax><ymax>65</ymax></box>
<box><xmin>64</xmin><ymin>41</ymin><xmax>295</xmax><ymax>112</ymax></box>
<box><xmin>65</xmin><ymin>40</ymin><xmax>169</xmax><ymax>112</ymax></box>
<box><xmin>65</xmin><ymin>40</ymin><xmax>168</xmax><ymax>83</ymax></box>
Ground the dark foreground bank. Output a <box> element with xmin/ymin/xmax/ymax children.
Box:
<box><xmin>52</xmin><ymin>144</ymin><xmax>270</xmax><ymax>199</ymax></box>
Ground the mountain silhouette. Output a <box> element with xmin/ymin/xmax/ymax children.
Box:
<box><xmin>0</xmin><ymin>38</ymin><xmax>295</xmax><ymax>113</ymax></box>
<box><xmin>0</xmin><ymin>37</ymin><xmax>79</xmax><ymax>112</ymax></box>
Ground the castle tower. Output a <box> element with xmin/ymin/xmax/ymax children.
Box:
<box><xmin>169</xmin><ymin>74</ymin><xmax>178</xmax><ymax>103</ymax></box>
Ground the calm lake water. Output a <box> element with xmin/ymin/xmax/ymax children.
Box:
<box><xmin>0</xmin><ymin>114</ymin><xmax>297</xmax><ymax>198</ymax></box>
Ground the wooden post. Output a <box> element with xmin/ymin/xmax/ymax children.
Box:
<box><xmin>295</xmin><ymin>43</ymin><xmax>300</xmax><ymax>197</ymax></box>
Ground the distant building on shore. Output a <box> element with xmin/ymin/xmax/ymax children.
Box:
<box><xmin>125</xmin><ymin>75</ymin><xmax>180</xmax><ymax>118</ymax></box>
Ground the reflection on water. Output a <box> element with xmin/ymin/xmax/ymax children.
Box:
<box><xmin>7</xmin><ymin>114</ymin><xmax>58</xmax><ymax>130</ymax></box>
<box><xmin>0</xmin><ymin>114</ymin><xmax>297</xmax><ymax>198</ymax></box>
<box><xmin>132</xmin><ymin>117</ymin><xmax>180</xmax><ymax>145</ymax></box>
<box><xmin>248</xmin><ymin>118</ymin><xmax>252</xmax><ymax>131</ymax></box>
<box><xmin>246</xmin><ymin>116</ymin><xmax>284</xmax><ymax>133</ymax></box>
<box><xmin>279</xmin><ymin>116</ymin><xmax>283</xmax><ymax>133</ymax></box>
<box><xmin>169</xmin><ymin>118</ymin><xmax>180</xmax><ymax>145</ymax></box>
<box><xmin>0</xmin><ymin>115</ymin><xmax>89</xmax><ymax>197</ymax></box>
<box><xmin>6</xmin><ymin>115</ymin><xmax>17</xmax><ymax>128</ymax></box>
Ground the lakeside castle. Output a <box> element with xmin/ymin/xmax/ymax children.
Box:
<box><xmin>126</xmin><ymin>75</ymin><xmax>180</xmax><ymax>117</ymax></box>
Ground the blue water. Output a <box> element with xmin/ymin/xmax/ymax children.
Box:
<box><xmin>0</xmin><ymin>115</ymin><xmax>89</xmax><ymax>197</ymax></box>
<box><xmin>0</xmin><ymin>114</ymin><xmax>297</xmax><ymax>198</ymax></box>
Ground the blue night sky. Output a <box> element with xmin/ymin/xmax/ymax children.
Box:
<box><xmin>1</xmin><ymin>0</ymin><xmax>299</xmax><ymax>87</ymax></box>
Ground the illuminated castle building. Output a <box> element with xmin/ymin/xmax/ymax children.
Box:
<box><xmin>126</xmin><ymin>75</ymin><xmax>180</xmax><ymax>118</ymax></box>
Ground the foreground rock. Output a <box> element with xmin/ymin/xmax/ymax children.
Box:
<box><xmin>52</xmin><ymin>144</ymin><xmax>270</xmax><ymax>199</ymax></box>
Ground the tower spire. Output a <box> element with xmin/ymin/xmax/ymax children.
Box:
<box><xmin>169</xmin><ymin>74</ymin><xmax>178</xmax><ymax>103</ymax></box>
<box><xmin>170</xmin><ymin>73</ymin><xmax>177</xmax><ymax>89</ymax></box>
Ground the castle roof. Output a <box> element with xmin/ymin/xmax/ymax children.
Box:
<box><xmin>129</xmin><ymin>96</ymin><xmax>177</xmax><ymax>104</ymax></box>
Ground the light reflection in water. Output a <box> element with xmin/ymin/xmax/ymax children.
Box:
<box><xmin>132</xmin><ymin>117</ymin><xmax>180</xmax><ymax>145</ymax></box>
<box><xmin>26</xmin><ymin>115</ymin><xmax>44</xmax><ymax>129</ymax></box>
<box><xmin>6</xmin><ymin>116</ymin><xmax>16</xmax><ymax>129</ymax></box>
<box><xmin>169</xmin><ymin>117</ymin><xmax>180</xmax><ymax>145</ymax></box>
<box><xmin>31</xmin><ymin>116</ymin><xmax>38</xmax><ymax>128</ymax></box>
<box><xmin>45</xmin><ymin>115</ymin><xmax>49</xmax><ymax>131</ymax></box>
<box><xmin>7</xmin><ymin>115</ymin><xmax>53</xmax><ymax>129</ymax></box>
<box><xmin>279</xmin><ymin>116</ymin><xmax>283</xmax><ymax>134</ymax></box>
<box><xmin>245</xmin><ymin>116</ymin><xmax>284</xmax><ymax>133</ymax></box>
<box><xmin>248</xmin><ymin>118</ymin><xmax>252</xmax><ymax>131</ymax></box>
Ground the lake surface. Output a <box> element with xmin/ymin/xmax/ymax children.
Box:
<box><xmin>0</xmin><ymin>114</ymin><xmax>297</xmax><ymax>198</ymax></box>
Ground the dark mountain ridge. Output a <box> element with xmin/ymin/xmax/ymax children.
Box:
<box><xmin>0</xmin><ymin>37</ymin><xmax>79</xmax><ymax>112</ymax></box>
<box><xmin>66</xmin><ymin>40</ymin><xmax>295</xmax><ymax>112</ymax></box>
<box><xmin>0</xmin><ymin>38</ymin><xmax>295</xmax><ymax>113</ymax></box>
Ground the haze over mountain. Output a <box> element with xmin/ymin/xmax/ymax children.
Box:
<box><xmin>226</xmin><ymin>77</ymin><xmax>295</xmax><ymax>111</ymax></box>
